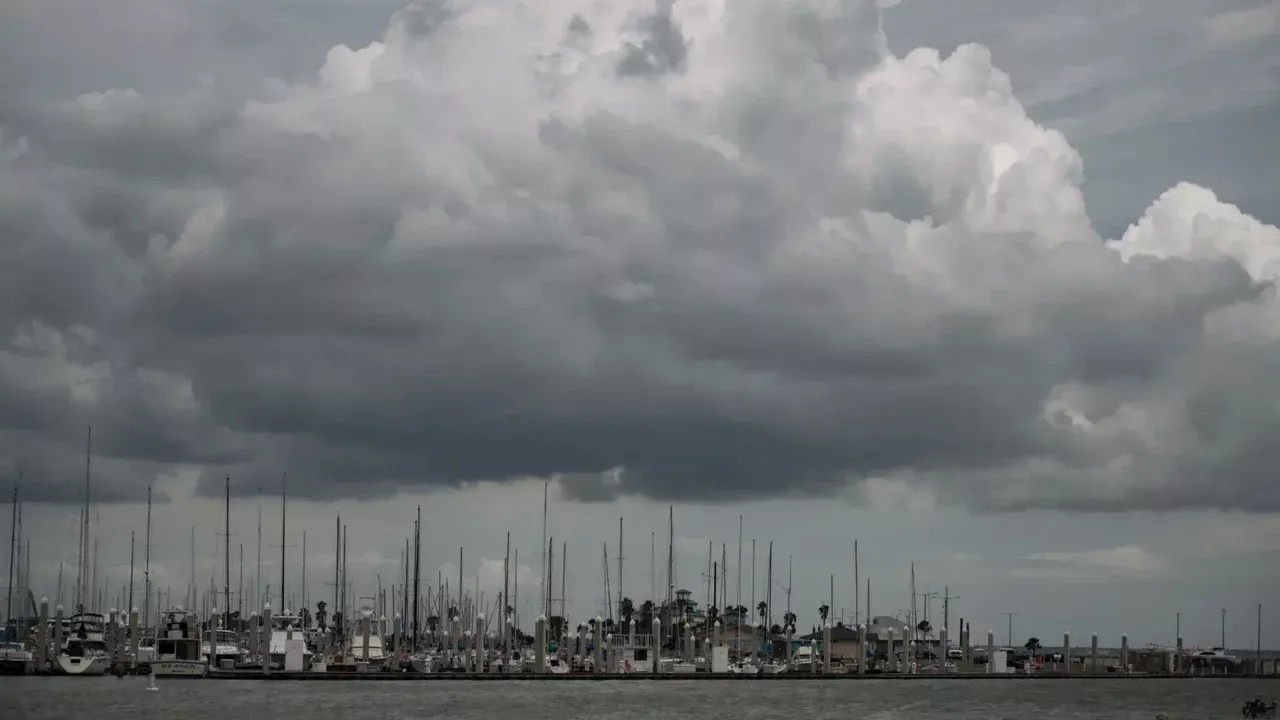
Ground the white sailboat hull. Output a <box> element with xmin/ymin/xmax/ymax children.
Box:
<box><xmin>58</xmin><ymin>654</ymin><xmax>108</xmax><ymax>676</ymax></box>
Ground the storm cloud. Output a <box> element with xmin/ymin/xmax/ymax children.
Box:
<box><xmin>2</xmin><ymin>0</ymin><xmax>1279</xmax><ymax>512</ymax></box>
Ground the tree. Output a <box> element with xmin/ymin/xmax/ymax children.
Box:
<box><xmin>639</xmin><ymin>600</ymin><xmax>655</xmax><ymax>627</ymax></box>
<box><xmin>447</xmin><ymin>606</ymin><xmax>459</xmax><ymax>620</ymax></box>
<box><xmin>333</xmin><ymin>611</ymin><xmax>344</xmax><ymax>638</ymax></box>
<box><xmin>1024</xmin><ymin>637</ymin><xmax>1042</xmax><ymax>653</ymax></box>
<box><xmin>783</xmin><ymin>611</ymin><xmax>797</xmax><ymax>631</ymax></box>
<box><xmin>706</xmin><ymin>605</ymin><xmax>719</xmax><ymax>627</ymax></box>
<box><xmin>427</xmin><ymin>615</ymin><xmax>439</xmax><ymax>634</ymax></box>
<box><xmin>549</xmin><ymin>615</ymin><xmax>566</xmax><ymax>639</ymax></box>
<box><xmin>756</xmin><ymin>601</ymin><xmax>768</xmax><ymax>625</ymax></box>
<box><xmin>819</xmin><ymin>604</ymin><xmax>830</xmax><ymax>625</ymax></box>
<box><xmin>620</xmin><ymin>597</ymin><xmax>635</xmax><ymax>625</ymax></box>
<box><xmin>315</xmin><ymin>601</ymin><xmax>328</xmax><ymax>632</ymax></box>
<box><xmin>916</xmin><ymin>619</ymin><xmax>932</xmax><ymax>639</ymax></box>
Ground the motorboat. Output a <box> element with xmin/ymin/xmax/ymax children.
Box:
<box><xmin>58</xmin><ymin>613</ymin><xmax>110</xmax><ymax>676</ymax></box>
<box><xmin>789</xmin><ymin>644</ymin><xmax>818</xmax><ymax>672</ymax></box>
<box><xmin>268</xmin><ymin>612</ymin><xmax>312</xmax><ymax>670</ymax></box>
<box><xmin>349</xmin><ymin>609</ymin><xmax>388</xmax><ymax>670</ymax></box>
<box><xmin>151</xmin><ymin>608</ymin><xmax>207</xmax><ymax>677</ymax></box>
<box><xmin>545</xmin><ymin>655</ymin><xmax>571</xmax><ymax>674</ymax></box>
<box><xmin>202</xmin><ymin>629</ymin><xmax>245</xmax><ymax>665</ymax></box>
<box><xmin>0</xmin><ymin>640</ymin><xmax>34</xmax><ymax>675</ymax></box>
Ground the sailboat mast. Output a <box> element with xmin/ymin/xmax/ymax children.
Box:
<box><xmin>302</xmin><ymin>531</ymin><xmax>307</xmax><ymax>619</ymax></box>
<box><xmin>766</xmin><ymin>541</ymin><xmax>772</xmax><ymax>631</ymax></box>
<box><xmin>412</xmin><ymin>507</ymin><xmax>420</xmax><ymax>651</ymax></box>
<box><xmin>736</xmin><ymin>516</ymin><xmax>742</xmax><ymax>651</ymax></box>
<box><xmin>334</xmin><ymin>514</ymin><xmax>341</xmax><ymax>620</ymax></box>
<box><xmin>539</xmin><ymin>479</ymin><xmax>548</xmax><ymax>621</ymax></box>
<box><xmin>82</xmin><ymin>426</ymin><xmax>91</xmax><ymax>611</ymax></box>
<box><xmin>560</xmin><ymin>541</ymin><xmax>566</xmax><ymax>620</ymax></box>
<box><xmin>224</xmin><ymin>476</ymin><xmax>231</xmax><ymax>631</ymax></box>
<box><xmin>189</xmin><ymin>526</ymin><xmax>195</xmax><ymax>611</ymax></box>
<box><xmin>238</xmin><ymin>543</ymin><xmax>244</xmax><ymax>621</ymax></box>
<box><xmin>279</xmin><ymin>473</ymin><xmax>286</xmax><ymax>611</ymax></box>
<box><xmin>854</xmin><ymin>539</ymin><xmax>859</xmax><ymax>625</ymax></box>
<box><xmin>617</xmin><ymin>518</ymin><xmax>623</xmax><ymax>621</ymax></box>
<box><xmin>6</xmin><ymin>485</ymin><xmax>16</xmax><ymax>626</ymax></box>
<box><xmin>143</xmin><ymin>486</ymin><xmax>151</xmax><ymax>631</ymax></box>
<box><xmin>665</xmin><ymin>505</ymin><xmax>673</xmax><ymax>605</ymax></box>
<box><xmin>128</xmin><ymin>530</ymin><xmax>135</xmax><ymax>619</ymax></box>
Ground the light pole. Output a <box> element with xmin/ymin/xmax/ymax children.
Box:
<box><xmin>1002</xmin><ymin>612</ymin><xmax>1019</xmax><ymax>647</ymax></box>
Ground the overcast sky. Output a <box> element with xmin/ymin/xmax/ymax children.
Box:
<box><xmin>2</xmin><ymin>0</ymin><xmax>1278</xmax><ymax>650</ymax></box>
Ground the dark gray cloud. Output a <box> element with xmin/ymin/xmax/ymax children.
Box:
<box><xmin>1</xmin><ymin>0</ymin><xmax>1278</xmax><ymax>513</ymax></box>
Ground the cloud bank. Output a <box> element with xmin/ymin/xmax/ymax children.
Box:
<box><xmin>1</xmin><ymin>0</ymin><xmax>1278</xmax><ymax>512</ymax></box>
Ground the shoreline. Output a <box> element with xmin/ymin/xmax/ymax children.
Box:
<box><xmin>12</xmin><ymin>671</ymin><xmax>1277</xmax><ymax>681</ymax></box>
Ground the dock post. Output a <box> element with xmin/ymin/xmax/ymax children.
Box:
<box><xmin>1175</xmin><ymin>636</ymin><xmax>1183</xmax><ymax>674</ymax></box>
<box><xmin>652</xmin><ymin>618</ymin><xmax>661</xmax><ymax>674</ymax></box>
<box><xmin>53</xmin><ymin>606</ymin><xmax>64</xmax><ymax>663</ymax></box>
<box><xmin>886</xmin><ymin>628</ymin><xmax>895</xmax><ymax>672</ymax></box>
<box><xmin>959</xmin><ymin>618</ymin><xmax>967</xmax><ymax>668</ymax></box>
<box><xmin>823</xmin><ymin>622</ymin><xmax>831</xmax><ymax>675</ymax></box>
<box><xmin>535</xmin><ymin>615</ymin><xmax>546</xmax><ymax>674</ymax></box>
<box><xmin>263</xmin><ymin>603</ymin><xmax>273</xmax><ymax>676</ymax></box>
<box><xmin>1063</xmin><ymin>632</ymin><xmax>1070</xmax><ymax>676</ymax></box>
<box><xmin>594</xmin><ymin>616</ymin><xmax>604</xmax><ymax>673</ymax></box>
<box><xmin>130</xmin><ymin>608</ymin><xmax>140</xmax><ymax>669</ymax></box>
<box><xmin>36</xmin><ymin>597</ymin><xmax>48</xmax><ymax>671</ymax></box>
<box><xmin>106</xmin><ymin>609</ymin><xmax>118</xmax><ymax>667</ymax></box>
<box><xmin>940</xmin><ymin>626</ymin><xmax>948</xmax><ymax>673</ymax></box>
<box><xmin>1090</xmin><ymin>633</ymin><xmax>1098</xmax><ymax>674</ymax></box>
<box><xmin>856</xmin><ymin>623</ymin><xmax>864</xmax><ymax>675</ymax></box>
<box><xmin>986</xmin><ymin>630</ymin><xmax>995</xmax><ymax>674</ymax></box>
<box><xmin>1120</xmin><ymin>634</ymin><xmax>1128</xmax><ymax>674</ymax></box>
<box><xmin>476</xmin><ymin>613</ymin><xmax>485</xmax><ymax>673</ymax></box>
<box><xmin>115</xmin><ymin>614</ymin><xmax>126</xmax><ymax>672</ymax></box>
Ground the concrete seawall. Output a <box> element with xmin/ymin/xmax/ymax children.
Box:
<box><xmin>184</xmin><ymin>671</ymin><xmax>1280</xmax><ymax>681</ymax></box>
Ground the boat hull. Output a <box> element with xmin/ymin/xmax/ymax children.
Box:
<box><xmin>151</xmin><ymin>660</ymin><xmax>208</xmax><ymax>677</ymax></box>
<box><xmin>58</xmin><ymin>654</ymin><xmax>108</xmax><ymax>676</ymax></box>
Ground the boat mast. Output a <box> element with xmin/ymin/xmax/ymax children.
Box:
<box><xmin>6</xmin><ymin>484</ymin><xmax>16</xmax><ymax>627</ymax></box>
<box><xmin>412</xmin><ymin>507</ymin><xmax>420</xmax><ymax>651</ymax></box>
<box><xmin>256</xmin><ymin>493</ymin><xmax>262</xmax><ymax>611</ymax></box>
<box><xmin>128</xmin><ymin>530</ymin><xmax>135</xmax><ymax>621</ymax></box>
<box><xmin>279</xmin><ymin>472</ymin><xmax>286</xmax><ymax>611</ymax></box>
<box><xmin>224</xmin><ymin>476</ymin><xmax>231</xmax><ymax>632</ymax></box>
<box><xmin>736</xmin><ymin>515</ymin><xmax>742</xmax><ymax>654</ymax></box>
<box><xmin>333</xmin><ymin>514</ymin><xmax>340</xmax><ymax>624</ymax></box>
<box><xmin>83</xmin><ymin>427</ymin><xmax>91</xmax><ymax>611</ymax></box>
<box><xmin>540</xmin><ymin>479</ymin><xmax>548</xmax><ymax>623</ymax></box>
<box><xmin>301</xmin><ymin>531</ymin><xmax>307</xmax><ymax>620</ymax></box>
<box><xmin>502</xmin><ymin>530</ymin><xmax>510</xmax><ymax>654</ymax></box>
<box><xmin>143</xmin><ymin>486</ymin><xmax>151</xmax><ymax>631</ymax></box>
<box><xmin>854</xmin><ymin>539</ymin><xmax>859</xmax><ymax>626</ymax></box>
<box><xmin>560</xmin><ymin>541</ymin><xmax>566</xmax><ymax>620</ymax></box>
<box><xmin>617</xmin><ymin>518</ymin><xmax>623</xmax><ymax>622</ymax></box>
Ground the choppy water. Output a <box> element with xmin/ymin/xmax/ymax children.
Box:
<box><xmin>6</xmin><ymin>677</ymin><xmax>1280</xmax><ymax>719</ymax></box>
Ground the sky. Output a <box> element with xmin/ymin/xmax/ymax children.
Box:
<box><xmin>1</xmin><ymin>0</ymin><xmax>1278</xmax><ymax>650</ymax></box>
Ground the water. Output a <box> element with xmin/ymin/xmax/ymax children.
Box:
<box><xmin>6</xmin><ymin>677</ymin><xmax>1280</xmax><ymax>719</ymax></box>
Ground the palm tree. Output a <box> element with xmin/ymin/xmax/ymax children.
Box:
<box><xmin>756</xmin><ymin>601</ymin><xmax>768</xmax><ymax>625</ymax></box>
<box><xmin>1024</xmin><ymin>637</ymin><xmax>1042</xmax><ymax>654</ymax></box>
<box><xmin>818</xmin><ymin>604</ymin><xmax>830</xmax><ymax>625</ymax></box>
<box><xmin>427</xmin><ymin>615</ymin><xmax>439</xmax><ymax>634</ymax></box>
<box><xmin>706</xmin><ymin>605</ymin><xmax>719</xmax><ymax>627</ymax></box>
<box><xmin>783</xmin><ymin>611</ymin><xmax>797</xmax><ymax>631</ymax></box>
<box><xmin>620</xmin><ymin>597</ymin><xmax>635</xmax><ymax>625</ymax></box>
<box><xmin>446</xmin><ymin>606</ymin><xmax>459</xmax><ymax>620</ymax></box>
<box><xmin>639</xmin><ymin>600</ymin><xmax>655</xmax><ymax>627</ymax></box>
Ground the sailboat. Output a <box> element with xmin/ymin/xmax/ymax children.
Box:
<box><xmin>58</xmin><ymin>427</ymin><xmax>110</xmax><ymax>676</ymax></box>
